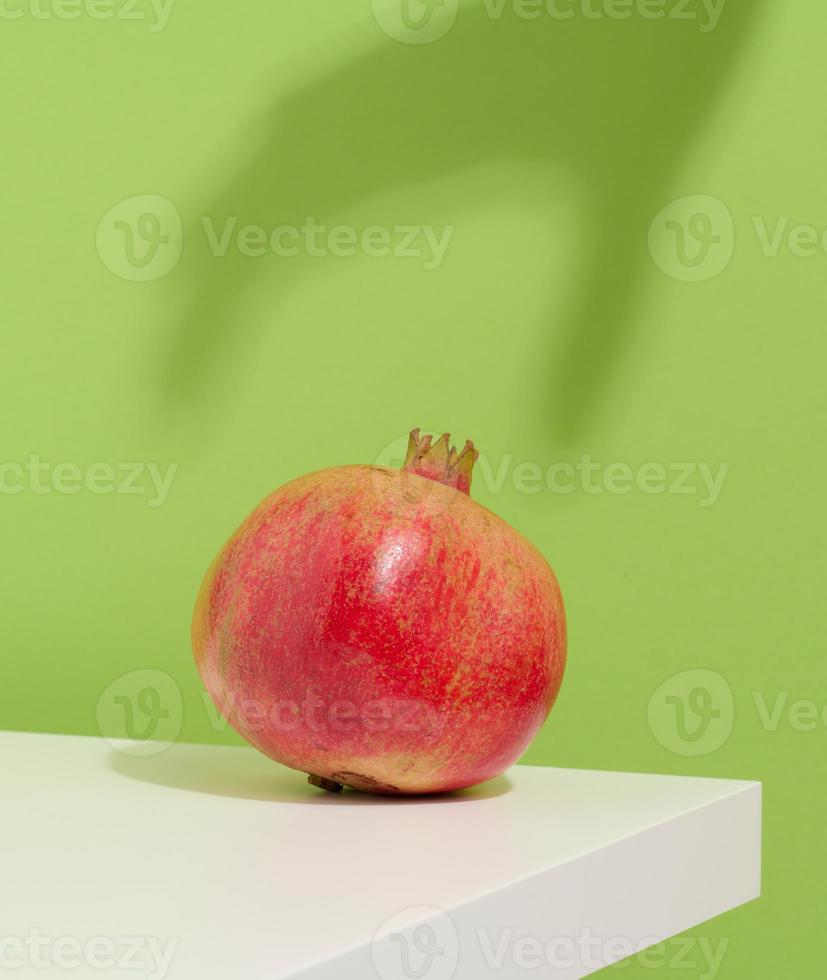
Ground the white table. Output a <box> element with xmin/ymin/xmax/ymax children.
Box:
<box><xmin>0</xmin><ymin>732</ymin><xmax>760</xmax><ymax>979</ymax></box>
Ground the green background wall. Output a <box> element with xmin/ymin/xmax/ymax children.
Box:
<box><xmin>1</xmin><ymin>1</ymin><xmax>824</xmax><ymax>975</ymax></box>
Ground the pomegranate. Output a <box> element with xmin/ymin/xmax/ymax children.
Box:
<box><xmin>192</xmin><ymin>430</ymin><xmax>566</xmax><ymax>794</ymax></box>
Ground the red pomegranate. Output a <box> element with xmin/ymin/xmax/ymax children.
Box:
<box><xmin>193</xmin><ymin>430</ymin><xmax>566</xmax><ymax>794</ymax></box>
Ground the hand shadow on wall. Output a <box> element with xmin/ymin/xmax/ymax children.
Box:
<box><xmin>161</xmin><ymin>2</ymin><xmax>766</xmax><ymax>443</ymax></box>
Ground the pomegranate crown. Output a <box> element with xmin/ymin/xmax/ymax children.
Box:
<box><xmin>402</xmin><ymin>428</ymin><xmax>479</xmax><ymax>495</ymax></box>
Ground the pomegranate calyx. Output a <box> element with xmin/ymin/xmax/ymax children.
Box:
<box><xmin>403</xmin><ymin>428</ymin><xmax>479</xmax><ymax>495</ymax></box>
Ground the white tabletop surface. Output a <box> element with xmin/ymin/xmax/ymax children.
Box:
<box><xmin>0</xmin><ymin>731</ymin><xmax>761</xmax><ymax>979</ymax></box>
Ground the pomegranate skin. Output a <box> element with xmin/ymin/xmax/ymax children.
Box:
<box><xmin>193</xmin><ymin>460</ymin><xmax>566</xmax><ymax>795</ymax></box>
